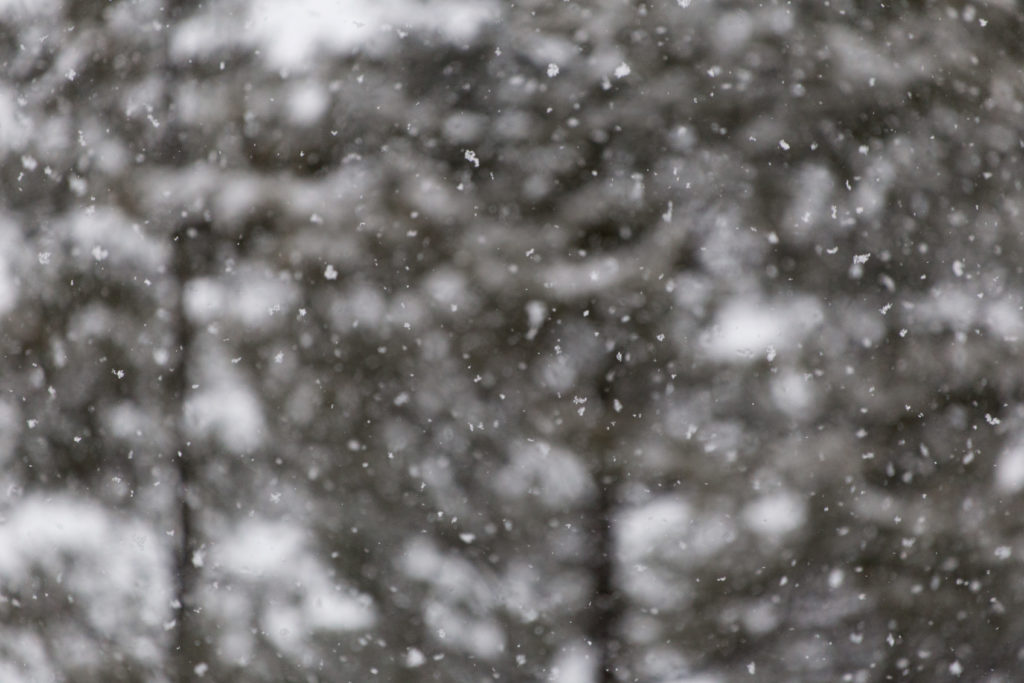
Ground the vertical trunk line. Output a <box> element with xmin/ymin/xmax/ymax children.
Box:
<box><xmin>170</xmin><ymin>229</ymin><xmax>201</xmax><ymax>681</ymax></box>
<box><xmin>591</xmin><ymin>474</ymin><xmax>619</xmax><ymax>683</ymax></box>
<box><xmin>152</xmin><ymin>5</ymin><xmax>208</xmax><ymax>679</ymax></box>
<box><xmin>588</xmin><ymin>359</ymin><xmax>624</xmax><ymax>683</ymax></box>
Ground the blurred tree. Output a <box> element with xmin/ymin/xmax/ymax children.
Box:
<box><xmin>3</xmin><ymin>0</ymin><xmax>1024</xmax><ymax>682</ymax></box>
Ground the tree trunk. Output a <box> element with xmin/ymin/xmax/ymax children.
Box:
<box><xmin>589</xmin><ymin>474</ymin><xmax>620</xmax><ymax>683</ymax></box>
<box><xmin>586</xmin><ymin>359</ymin><xmax>625</xmax><ymax>683</ymax></box>
<box><xmin>170</xmin><ymin>228</ymin><xmax>203</xmax><ymax>681</ymax></box>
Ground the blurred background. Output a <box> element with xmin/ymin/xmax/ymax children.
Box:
<box><xmin>2</xmin><ymin>0</ymin><xmax>1024</xmax><ymax>681</ymax></box>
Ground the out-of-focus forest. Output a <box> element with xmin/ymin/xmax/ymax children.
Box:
<box><xmin>2</xmin><ymin>0</ymin><xmax>1024</xmax><ymax>681</ymax></box>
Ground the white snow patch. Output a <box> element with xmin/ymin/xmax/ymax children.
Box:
<box><xmin>663</xmin><ymin>675</ymin><xmax>724</xmax><ymax>683</ymax></box>
<box><xmin>985</xmin><ymin>298</ymin><xmax>1024</xmax><ymax>342</ymax></box>
<box><xmin>543</xmin><ymin>256</ymin><xmax>624</xmax><ymax>297</ymax></box>
<box><xmin>329</xmin><ymin>282</ymin><xmax>387</xmax><ymax>330</ymax></box>
<box><xmin>525</xmin><ymin>300</ymin><xmax>547</xmax><ymax>340</ymax></box>
<box><xmin>185</xmin><ymin>381</ymin><xmax>264</xmax><ymax>452</ymax></box>
<box><xmin>495</xmin><ymin>441</ymin><xmax>593</xmax><ymax>508</ymax></box>
<box><xmin>547</xmin><ymin>642</ymin><xmax>595</xmax><ymax>683</ymax></box>
<box><xmin>184</xmin><ymin>270</ymin><xmax>298</xmax><ymax>331</ymax></box>
<box><xmin>742</xmin><ymin>491</ymin><xmax>806</xmax><ymax>537</ymax></box>
<box><xmin>442</xmin><ymin>111</ymin><xmax>488</xmax><ymax>145</ymax></box>
<box><xmin>0</xmin><ymin>215</ymin><xmax>21</xmax><ymax>317</ymax></box>
<box><xmin>0</xmin><ymin>400</ymin><xmax>18</xmax><ymax>468</ymax></box>
<box><xmin>67</xmin><ymin>206</ymin><xmax>168</xmax><ymax>271</ymax></box>
<box><xmin>770</xmin><ymin>371</ymin><xmax>816</xmax><ymax>419</ymax></box>
<box><xmin>286</xmin><ymin>80</ymin><xmax>329</xmax><ymax>125</ymax></box>
<box><xmin>618</xmin><ymin>497</ymin><xmax>693</xmax><ymax>559</ymax></box>
<box><xmin>183</xmin><ymin>277</ymin><xmax>224</xmax><ymax>322</ymax></box>
<box><xmin>917</xmin><ymin>288</ymin><xmax>978</xmax><ymax>331</ymax></box>
<box><xmin>996</xmin><ymin>439</ymin><xmax>1024</xmax><ymax>493</ymax></box>
<box><xmin>246</xmin><ymin>0</ymin><xmax>498</xmax><ymax>67</ymax></box>
<box><xmin>211</xmin><ymin>519</ymin><xmax>375</xmax><ymax>660</ymax></box>
<box><xmin>715</xmin><ymin>11</ymin><xmax>754</xmax><ymax>53</ymax></box>
<box><xmin>0</xmin><ymin>0</ymin><xmax>61</xmax><ymax>17</ymax></box>
<box><xmin>405</xmin><ymin>647</ymin><xmax>426</xmax><ymax>668</ymax></box>
<box><xmin>0</xmin><ymin>84</ymin><xmax>32</xmax><ymax>151</ymax></box>
<box><xmin>0</xmin><ymin>633</ymin><xmax>55</xmax><ymax>683</ymax></box>
<box><xmin>0</xmin><ymin>495</ymin><xmax>170</xmax><ymax>657</ymax></box>
<box><xmin>400</xmin><ymin>538</ymin><xmax>505</xmax><ymax>659</ymax></box>
<box><xmin>617</xmin><ymin>496</ymin><xmax>737</xmax><ymax>607</ymax></box>
<box><xmin>424</xmin><ymin>268</ymin><xmax>470</xmax><ymax>308</ymax></box>
<box><xmin>702</xmin><ymin>296</ymin><xmax>823</xmax><ymax>363</ymax></box>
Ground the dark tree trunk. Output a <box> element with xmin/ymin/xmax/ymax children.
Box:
<box><xmin>585</xmin><ymin>358</ymin><xmax>625</xmax><ymax>683</ymax></box>
<box><xmin>589</xmin><ymin>474</ymin><xmax>620</xmax><ymax>683</ymax></box>
<box><xmin>170</xmin><ymin>227</ymin><xmax>203</xmax><ymax>681</ymax></box>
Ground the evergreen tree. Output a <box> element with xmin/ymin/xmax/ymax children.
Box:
<box><xmin>3</xmin><ymin>0</ymin><xmax>1024</xmax><ymax>681</ymax></box>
